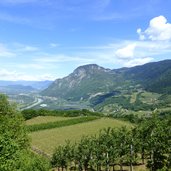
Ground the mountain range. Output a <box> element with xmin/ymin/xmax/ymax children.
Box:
<box><xmin>0</xmin><ymin>80</ymin><xmax>53</xmax><ymax>94</ymax></box>
<box><xmin>41</xmin><ymin>59</ymin><xmax>171</xmax><ymax>101</ymax></box>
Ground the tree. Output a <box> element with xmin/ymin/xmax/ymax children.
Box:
<box><xmin>115</xmin><ymin>127</ymin><xmax>131</xmax><ymax>171</ymax></box>
<box><xmin>0</xmin><ymin>94</ymin><xmax>29</xmax><ymax>170</ymax></box>
<box><xmin>136</xmin><ymin>111</ymin><xmax>171</xmax><ymax>171</ymax></box>
<box><xmin>51</xmin><ymin>145</ymin><xmax>68</xmax><ymax>171</ymax></box>
<box><xmin>0</xmin><ymin>94</ymin><xmax>50</xmax><ymax>171</ymax></box>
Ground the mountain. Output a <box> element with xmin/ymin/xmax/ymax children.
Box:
<box><xmin>0</xmin><ymin>85</ymin><xmax>36</xmax><ymax>94</ymax></box>
<box><xmin>122</xmin><ymin>60</ymin><xmax>171</xmax><ymax>93</ymax></box>
<box><xmin>41</xmin><ymin>60</ymin><xmax>171</xmax><ymax>102</ymax></box>
<box><xmin>41</xmin><ymin>64</ymin><xmax>131</xmax><ymax>100</ymax></box>
<box><xmin>0</xmin><ymin>80</ymin><xmax>53</xmax><ymax>91</ymax></box>
<box><xmin>27</xmin><ymin>80</ymin><xmax>53</xmax><ymax>90</ymax></box>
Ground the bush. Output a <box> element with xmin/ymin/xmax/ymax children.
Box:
<box><xmin>17</xmin><ymin>150</ymin><xmax>50</xmax><ymax>171</ymax></box>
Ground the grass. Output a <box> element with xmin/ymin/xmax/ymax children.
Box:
<box><xmin>30</xmin><ymin>118</ymin><xmax>132</xmax><ymax>155</ymax></box>
<box><xmin>26</xmin><ymin>116</ymin><xmax>75</xmax><ymax>125</ymax></box>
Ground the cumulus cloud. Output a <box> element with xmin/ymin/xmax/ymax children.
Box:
<box><xmin>137</xmin><ymin>16</ymin><xmax>171</xmax><ymax>41</ymax></box>
<box><xmin>115</xmin><ymin>43</ymin><xmax>136</xmax><ymax>59</ymax></box>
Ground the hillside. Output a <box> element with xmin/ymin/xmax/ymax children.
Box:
<box><xmin>42</xmin><ymin>60</ymin><xmax>171</xmax><ymax>97</ymax></box>
<box><xmin>41</xmin><ymin>60</ymin><xmax>171</xmax><ymax>112</ymax></box>
<box><xmin>123</xmin><ymin>60</ymin><xmax>171</xmax><ymax>93</ymax></box>
<box><xmin>41</xmin><ymin>64</ymin><xmax>130</xmax><ymax>101</ymax></box>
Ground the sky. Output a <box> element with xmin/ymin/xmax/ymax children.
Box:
<box><xmin>0</xmin><ymin>0</ymin><xmax>171</xmax><ymax>81</ymax></box>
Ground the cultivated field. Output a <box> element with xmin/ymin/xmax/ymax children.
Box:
<box><xmin>26</xmin><ymin>116</ymin><xmax>76</xmax><ymax>125</ymax></box>
<box><xmin>29</xmin><ymin>117</ymin><xmax>132</xmax><ymax>155</ymax></box>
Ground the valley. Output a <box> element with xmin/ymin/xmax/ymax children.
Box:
<box><xmin>2</xmin><ymin>60</ymin><xmax>171</xmax><ymax>117</ymax></box>
<box><xmin>2</xmin><ymin>1</ymin><xmax>171</xmax><ymax>170</ymax></box>
<box><xmin>1</xmin><ymin>60</ymin><xmax>171</xmax><ymax>171</ymax></box>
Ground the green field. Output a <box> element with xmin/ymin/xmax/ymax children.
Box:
<box><xmin>139</xmin><ymin>91</ymin><xmax>161</xmax><ymax>104</ymax></box>
<box><xmin>30</xmin><ymin>118</ymin><xmax>132</xmax><ymax>155</ymax></box>
<box><xmin>26</xmin><ymin>116</ymin><xmax>76</xmax><ymax>125</ymax></box>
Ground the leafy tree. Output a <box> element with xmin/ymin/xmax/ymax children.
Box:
<box><xmin>0</xmin><ymin>94</ymin><xmax>29</xmax><ymax>170</ymax></box>
<box><xmin>51</xmin><ymin>145</ymin><xmax>68</xmax><ymax>171</ymax></box>
<box><xmin>137</xmin><ymin>111</ymin><xmax>171</xmax><ymax>171</ymax></box>
<box><xmin>16</xmin><ymin>150</ymin><xmax>50</xmax><ymax>171</ymax></box>
<box><xmin>0</xmin><ymin>94</ymin><xmax>50</xmax><ymax>171</ymax></box>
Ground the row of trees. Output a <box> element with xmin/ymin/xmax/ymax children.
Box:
<box><xmin>51</xmin><ymin>112</ymin><xmax>171</xmax><ymax>171</ymax></box>
<box><xmin>21</xmin><ymin>108</ymin><xmax>102</xmax><ymax>120</ymax></box>
<box><xmin>27</xmin><ymin>116</ymin><xmax>98</xmax><ymax>132</ymax></box>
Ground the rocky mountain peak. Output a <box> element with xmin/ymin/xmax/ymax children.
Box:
<box><xmin>73</xmin><ymin>64</ymin><xmax>110</xmax><ymax>75</ymax></box>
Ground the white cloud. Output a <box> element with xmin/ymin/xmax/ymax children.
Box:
<box><xmin>20</xmin><ymin>46</ymin><xmax>38</xmax><ymax>52</ymax></box>
<box><xmin>17</xmin><ymin>64</ymin><xmax>44</xmax><ymax>69</ymax></box>
<box><xmin>34</xmin><ymin>54</ymin><xmax>95</xmax><ymax>63</ymax></box>
<box><xmin>13</xmin><ymin>43</ymin><xmax>39</xmax><ymax>52</ymax></box>
<box><xmin>0</xmin><ymin>44</ymin><xmax>15</xmax><ymax>57</ymax></box>
<box><xmin>0</xmin><ymin>68</ymin><xmax>55</xmax><ymax>81</ymax></box>
<box><xmin>123</xmin><ymin>57</ymin><xmax>153</xmax><ymax>67</ymax></box>
<box><xmin>137</xmin><ymin>16</ymin><xmax>171</xmax><ymax>41</ymax></box>
<box><xmin>50</xmin><ymin>43</ymin><xmax>60</xmax><ymax>48</ymax></box>
<box><xmin>0</xmin><ymin>12</ymin><xmax>30</xmax><ymax>24</ymax></box>
<box><xmin>115</xmin><ymin>43</ymin><xmax>136</xmax><ymax>59</ymax></box>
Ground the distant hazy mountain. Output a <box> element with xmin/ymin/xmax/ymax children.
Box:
<box><xmin>0</xmin><ymin>85</ymin><xmax>36</xmax><ymax>94</ymax></box>
<box><xmin>0</xmin><ymin>80</ymin><xmax>53</xmax><ymax>91</ymax></box>
<box><xmin>41</xmin><ymin>60</ymin><xmax>171</xmax><ymax>101</ymax></box>
<box><xmin>0</xmin><ymin>80</ymin><xmax>53</xmax><ymax>95</ymax></box>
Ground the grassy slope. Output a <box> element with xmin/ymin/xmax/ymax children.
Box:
<box><xmin>26</xmin><ymin>116</ymin><xmax>75</xmax><ymax>125</ymax></box>
<box><xmin>30</xmin><ymin>118</ymin><xmax>132</xmax><ymax>155</ymax></box>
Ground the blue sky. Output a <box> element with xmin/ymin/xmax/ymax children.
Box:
<box><xmin>0</xmin><ymin>0</ymin><xmax>171</xmax><ymax>81</ymax></box>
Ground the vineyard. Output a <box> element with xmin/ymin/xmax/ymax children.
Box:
<box><xmin>0</xmin><ymin>94</ymin><xmax>171</xmax><ymax>171</ymax></box>
<box><xmin>29</xmin><ymin>117</ymin><xmax>131</xmax><ymax>155</ymax></box>
<box><xmin>50</xmin><ymin>113</ymin><xmax>171</xmax><ymax>171</ymax></box>
<box><xmin>26</xmin><ymin>110</ymin><xmax>171</xmax><ymax>171</ymax></box>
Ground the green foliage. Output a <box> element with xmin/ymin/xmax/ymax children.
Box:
<box><xmin>0</xmin><ymin>94</ymin><xmax>51</xmax><ymax>171</ymax></box>
<box><xmin>0</xmin><ymin>94</ymin><xmax>29</xmax><ymax>171</ymax></box>
<box><xmin>16</xmin><ymin>150</ymin><xmax>50</xmax><ymax>171</ymax></box>
<box><xmin>27</xmin><ymin>116</ymin><xmax>99</xmax><ymax>132</ymax></box>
